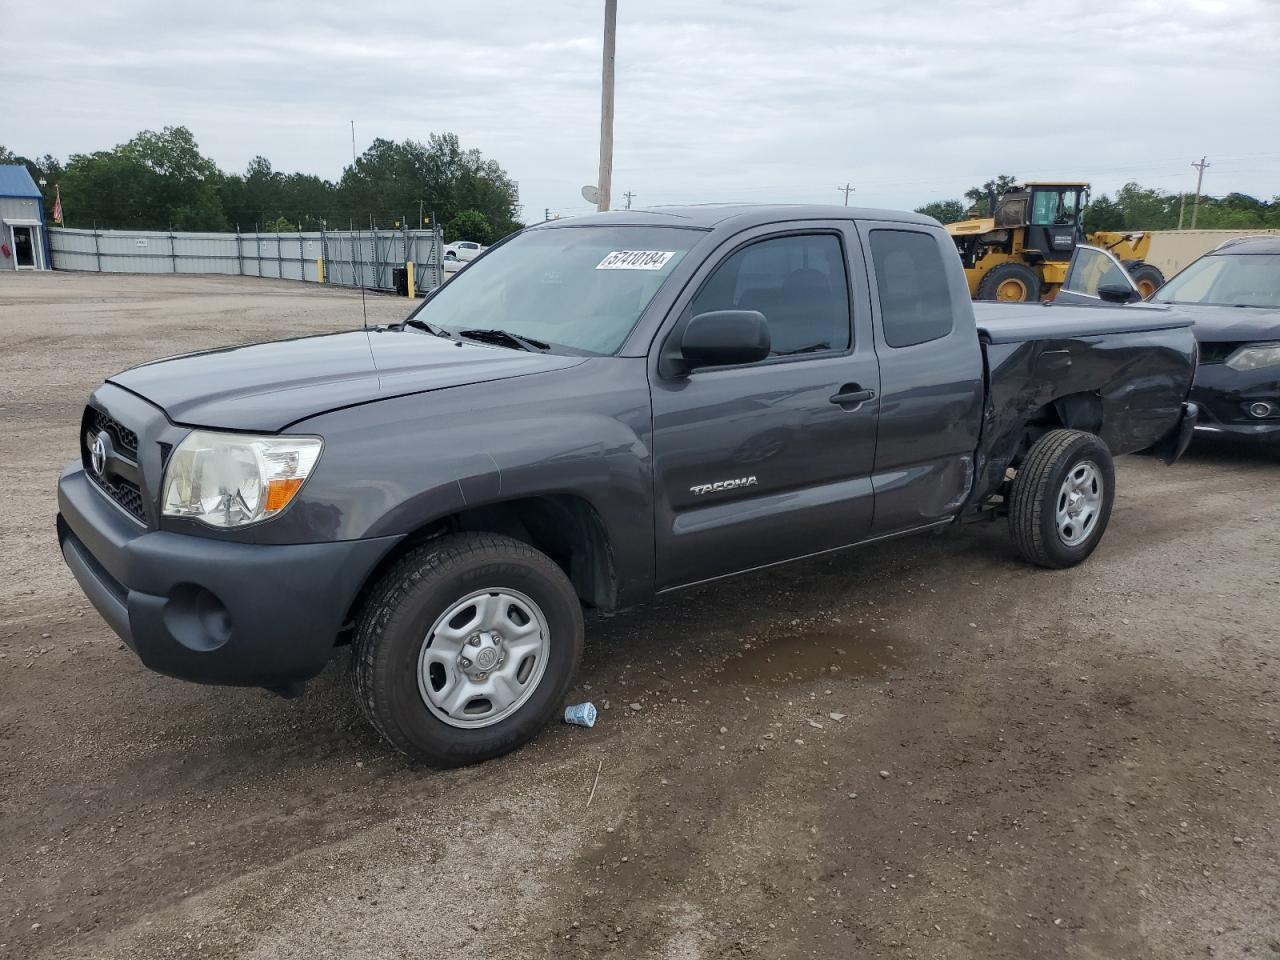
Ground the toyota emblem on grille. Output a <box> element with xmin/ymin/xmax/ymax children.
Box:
<box><xmin>90</xmin><ymin>432</ymin><xmax>109</xmax><ymax>478</ymax></box>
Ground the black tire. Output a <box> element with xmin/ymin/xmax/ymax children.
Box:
<box><xmin>1124</xmin><ymin>262</ymin><xmax>1165</xmax><ymax>300</ymax></box>
<box><xmin>1009</xmin><ymin>429</ymin><xmax>1115</xmax><ymax>569</ymax></box>
<box><xmin>976</xmin><ymin>262</ymin><xmax>1043</xmax><ymax>302</ymax></box>
<box><xmin>352</xmin><ymin>533</ymin><xmax>584</xmax><ymax>767</ymax></box>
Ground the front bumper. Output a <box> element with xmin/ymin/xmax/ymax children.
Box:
<box><xmin>1190</xmin><ymin>363</ymin><xmax>1280</xmax><ymax>443</ymax></box>
<box><xmin>57</xmin><ymin>464</ymin><xmax>401</xmax><ymax>692</ymax></box>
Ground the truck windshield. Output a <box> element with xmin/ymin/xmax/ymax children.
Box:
<box><xmin>407</xmin><ymin>226</ymin><xmax>700</xmax><ymax>354</ymax></box>
<box><xmin>1152</xmin><ymin>253</ymin><xmax>1280</xmax><ymax>308</ymax></box>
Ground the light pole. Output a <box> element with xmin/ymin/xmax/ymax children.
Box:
<box><xmin>596</xmin><ymin>0</ymin><xmax>617</xmax><ymax>212</ymax></box>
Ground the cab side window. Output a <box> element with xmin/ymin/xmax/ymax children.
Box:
<box><xmin>690</xmin><ymin>234</ymin><xmax>851</xmax><ymax>357</ymax></box>
<box><xmin>869</xmin><ymin>230</ymin><xmax>955</xmax><ymax>348</ymax></box>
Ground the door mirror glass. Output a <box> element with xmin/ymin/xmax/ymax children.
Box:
<box><xmin>679</xmin><ymin>310</ymin><xmax>771</xmax><ymax>370</ymax></box>
<box><xmin>1062</xmin><ymin>245</ymin><xmax>1139</xmax><ymax>302</ymax></box>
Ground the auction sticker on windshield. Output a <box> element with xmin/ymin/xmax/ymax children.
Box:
<box><xmin>596</xmin><ymin>250</ymin><xmax>677</xmax><ymax>270</ymax></box>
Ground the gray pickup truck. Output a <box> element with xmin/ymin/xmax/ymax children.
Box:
<box><xmin>58</xmin><ymin>204</ymin><xmax>1199</xmax><ymax>765</ymax></box>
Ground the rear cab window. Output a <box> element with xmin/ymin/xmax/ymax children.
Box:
<box><xmin>868</xmin><ymin>230</ymin><xmax>955</xmax><ymax>347</ymax></box>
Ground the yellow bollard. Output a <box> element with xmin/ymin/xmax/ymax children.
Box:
<box><xmin>316</xmin><ymin>258</ymin><xmax>325</xmax><ymax>284</ymax></box>
<box><xmin>406</xmin><ymin>261</ymin><xmax>415</xmax><ymax>298</ymax></box>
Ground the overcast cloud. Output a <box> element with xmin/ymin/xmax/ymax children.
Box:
<box><xmin>3</xmin><ymin>0</ymin><xmax>1279</xmax><ymax>222</ymax></box>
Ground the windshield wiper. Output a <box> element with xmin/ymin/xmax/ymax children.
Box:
<box><xmin>458</xmin><ymin>328</ymin><xmax>550</xmax><ymax>353</ymax></box>
<box><xmin>401</xmin><ymin>317</ymin><xmax>457</xmax><ymax>340</ymax></box>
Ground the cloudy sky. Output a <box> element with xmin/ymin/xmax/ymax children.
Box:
<box><xmin>4</xmin><ymin>0</ymin><xmax>1279</xmax><ymax>222</ymax></box>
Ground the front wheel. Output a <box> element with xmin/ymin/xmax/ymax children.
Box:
<box><xmin>1009</xmin><ymin>429</ymin><xmax>1116</xmax><ymax>568</ymax></box>
<box><xmin>352</xmin><ymin>533</ymin><xmax>584</xmax><ymax>766</ymax></box>
<box><xmin>976</xmin><ymin>262</ymin><xmax>1043</xmax><ymax>302</ymax></box>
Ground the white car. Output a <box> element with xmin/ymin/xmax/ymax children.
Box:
<box><xmin>443</xmin><ymin>240</ymin><xmax>486</xmax><ymax>263</ymax></box>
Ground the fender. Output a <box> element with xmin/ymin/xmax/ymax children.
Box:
<box><xmin>267</xmin><ymin>357</ymin><xmax>657</xmax><ymax>604</ymax></box>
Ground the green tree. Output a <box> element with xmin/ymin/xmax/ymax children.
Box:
<box><xmin>446</xmin><ymin>209</ymin><xmax>492</xmax><ymax>244</ymax></box>
<box><xmin>338</xmin><ymin>133</ymin><xmax>521</xmax><ymax>238</ymax></box>
<box><xmin>1082</xmin><ymin>193</ymin><xmax>1123</xmax><ymax>232</ymax></box>
<box><xmin>963</xmin><ymin>175</ymin><xmax>1019</xmax><ymax>216</ymax></box>
<box><xmin>60</xmin><ymin>126</ymin><xmax>227</xmax><ymax>229</ymax></box>
<box><xmin>914</xmin><ymin>199</ymin><xmax>965</xmax><ymax>224</ymax></box>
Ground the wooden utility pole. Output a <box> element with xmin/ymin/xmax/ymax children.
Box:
<box><xmin>837</xmin><ymin>183</ymin><xmax>855</xmax><ymax>206</ymax></box>
<box><xmin>1190</xmin><ymin>157</ymin><xmax>1210</xmax><ymax>229</ymax></box>
<box><xmin>596</xmin><ymin>0</ymin><xmax>617</xmax><ymax>212</ymax></box>
<box><xmin>623</xmin><ymin>191</ymin><xmax>635</xmax><ymax>209</ymax></box>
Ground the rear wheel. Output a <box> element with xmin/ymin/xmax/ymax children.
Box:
<box><xmin>1009</xmin><ymin>429</ymin><xmax>1115</xmax><ymax>568</ymax></box>
<box><xmin>352</xmin><ymin>533</ymin><xmax>584</xmax><ymax>766</ymax></box>
<box><xmin>1125</xmin><ymin>262</ymin><xmax>1165</xmax><ymax>299</ymax></box>
<box><xmin>976</xmin><ymin>262</ymin><xmax>1043</xmax><ymax>302</ymax></box>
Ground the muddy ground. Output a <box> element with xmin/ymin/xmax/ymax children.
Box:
<box><xmin>2</xmin><ymin>272</ymin><xmax>1277</xmax><ymax>960</ymax></box>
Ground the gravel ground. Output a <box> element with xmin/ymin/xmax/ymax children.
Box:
<box><xmin>2</xmin><ymin>272</ymin><xmax>1278</xmax><ymax>960</ymax></box>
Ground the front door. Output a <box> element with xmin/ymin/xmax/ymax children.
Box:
<box><xmin>1055</xmin><ymin>245</ymin><xmax>1141</xmax><ymax>305</ymax></box>
<box><xmin>13</xmin><ymin>227</ymin><xmax>35</xmax><ymax>268</ymax></box>
<box><xmin>650</xmin><ymin>224</ymin><xmax>880</xmax><ymax>589</ymax></box>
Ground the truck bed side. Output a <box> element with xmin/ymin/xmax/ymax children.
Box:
<box><xmin>967</xmin><ymin>302</ymin><xmax>1196</xmax><ymax>511</ymax></box>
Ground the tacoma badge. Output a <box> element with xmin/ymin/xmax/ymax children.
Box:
<box><xmin>690</xmin><ymin>476</ymin><xmax>758</xmax><ymax>496</ymax></box>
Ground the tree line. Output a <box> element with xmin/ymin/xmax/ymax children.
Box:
<box><xmin>915</xmin><ymin>175</ymin><xmax>1280</xmax><ymax>231</ymax></box>
<box><xmin>0</xmin><ymin>127</ymin><xmax>523</xmax><ymax>244</ymax></box>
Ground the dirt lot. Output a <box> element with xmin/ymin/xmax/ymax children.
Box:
<box><xmin>2</xmin><ymin>272</ymin><xmax>1278</xmax><ymax>960</ymax></box>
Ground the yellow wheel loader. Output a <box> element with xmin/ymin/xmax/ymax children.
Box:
<box><xmin>945</xmin><ymin>182</ymin><xmax>1165</xmax><ymax>302</ymax></box>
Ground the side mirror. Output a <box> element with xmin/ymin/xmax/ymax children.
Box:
<box><xmin>663</xmin><ymin>310</ymin><xmax>770</xmax><ymax>376</ymax></box>
<box><xmin>1097</xmin><ymin>282</ymin><xmax>1139</xmax><ymax>304</ymax></box>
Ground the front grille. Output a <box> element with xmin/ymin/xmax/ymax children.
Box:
<box><xmin>1197</xmin><ymin>341</ymin><xmax>1239</xmax><ymax>365</ymax></box>
<box><xmin>93</xmin><ymin>474</ymin><xmax>146</xmax><ymax>522</ymax></box>
<box><xmin>82</xmin><ymin>404</ymin><xmax>147</xmax><ymax>523</ymax></box>
<box><xmin>86</xmin><ymin>406</ymin><xmax>138</xmax><ymax>457</ymax></box>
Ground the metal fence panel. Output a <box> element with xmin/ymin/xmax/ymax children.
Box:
<box><xmin>48</xmin><ymin>225</ymin><xmax>446</xmax><ymax>294</ymax></box>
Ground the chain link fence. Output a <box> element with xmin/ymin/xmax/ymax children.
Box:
<box><xmin>47</xmin><ymin>224</ymin><xmax>446</xmax><ymax>295</ymax></box>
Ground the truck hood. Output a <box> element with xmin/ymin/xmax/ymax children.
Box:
<box><xmin>108</xmin><ymin>328</ymin><xmax>585</xmax><ymax>432</ymax></box>
<box><xmin>1161</xmin><ymin>304</ymin><xmax>1280</xmax><ymax>344</ymax></box>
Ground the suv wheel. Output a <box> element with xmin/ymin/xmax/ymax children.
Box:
<box><xmin>352</xmin><ymin>533</ymin><xmax>583</xmax><ymax>766</ymax></box>
<box><xmin>1009</xmin><ymin>429</ymin><xmax>1115</xmax><ymax>568</ymax></box>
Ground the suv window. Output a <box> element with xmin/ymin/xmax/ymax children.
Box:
<box><xmin>869</xmin><ymin>230</ymin><xmax>954</xmax><ymax>347</ymax></box>
<box><xmin>689</xmin><ymin>234</ymin><xmax>851</xmax><ymax>357</ymax></box>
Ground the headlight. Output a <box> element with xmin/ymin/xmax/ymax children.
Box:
<box><xmin>1225</xmin><ymin>342</ymin><xmax>1280</xmax><ymax>372</ymax></box>
<box><xmin>161</xmin><ymin>430</ymin><xmax>322</xmax><ymax>528</ymax></box>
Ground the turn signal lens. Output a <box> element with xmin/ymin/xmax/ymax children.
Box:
<box><xmin>265</xmin><ymin>476</ymin><xmax>306</xmax><ymax>512</ymax></box>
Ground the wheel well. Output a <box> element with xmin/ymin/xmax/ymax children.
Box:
<box><xmin>1015</xmin><ymin>392</ymin><xmax>1103</xmax><ymax>464</ymax></box>
<box><xmin>340</xmin><ymin>495</ymin><xmax>618</xmax><ymax>638</ymax></box>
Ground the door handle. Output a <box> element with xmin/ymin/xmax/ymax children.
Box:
<box><xmin>829</xmin><ymin>385</ymin><xmax>876</xmax><ymax>408</ymax></box>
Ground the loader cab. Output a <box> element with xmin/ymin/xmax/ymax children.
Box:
<box><xmin>1023</xmin><ymin>183</ymin><xmax>1088</xmax><ymax>262</ymax></box>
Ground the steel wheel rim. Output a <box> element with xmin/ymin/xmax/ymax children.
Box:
<box><xmin>1137</xmin><ymin>279</ymin><xmax>1156</xmax><ymax>298</ymax></box>
<box><xmin>417</xmin><ymin>588</ymin><xmax>550</xmax><ymax>729</ymax></box>
<box><xmin>1056</xmin><ymin>460</ymin><xmax>1103</xmax><ymax>547</ymax></box>
<box><xmin>997</xmin><ymin>278</ymin><xmax>1027</xmax><ymax>301</ymax></box>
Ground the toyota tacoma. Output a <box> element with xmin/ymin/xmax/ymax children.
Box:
<box><xmin>58</xmin><ymin>205</ymin><xmax>1199</xmax><ymax>766</ymax></box>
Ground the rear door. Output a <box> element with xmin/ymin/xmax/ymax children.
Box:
<box><xmin>649</xmin><ymin>222</ymin><xmax>880</xmax><ymax>588</ymax></box>
<box><xmin>857</xmin><ymin>222</ymin><xmax>985</xmax><ymax>535</ymax></box>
